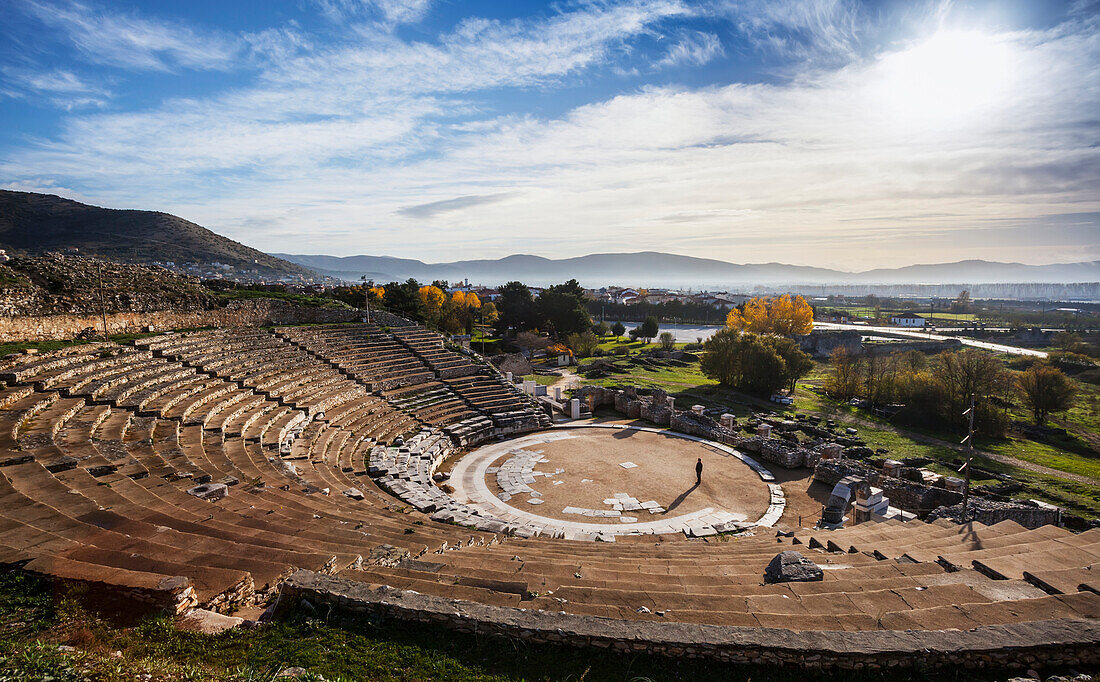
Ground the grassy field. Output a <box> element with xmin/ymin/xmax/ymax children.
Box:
<box><xmin>816</xmin><ymin>306</ymin><xmax>978</xmax><ymax>323</ymax></box>
<box><xmin>520</xmin><ymin>373</ymin><xmax>559</xmax><ymax>386</ymax></box>
<box><xmin>0</xmin><ymin>569</ymin><xmax>1011</xmax><ymax>682</ymax></box>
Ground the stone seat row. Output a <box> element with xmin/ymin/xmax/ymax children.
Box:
<box><xmin>277</xmin><ymin>323</ymin><xmax>548</xmax><ymax>445</ymax></box>
<box><xmin>352</xmin><ymin>523</ymin><xmax>1100</xmax><ymax>630</ymax></box>
<box><xmin>0</xmin><ymin>347</ymin><xmax>505</xmax><ymax>613</ymax></box>
<box><xmin>390</xmin><ymin>327</ymin><xmax>481</xmax><ymax>378</ymax></box>
<box><xmin>277</xmin><ymin>325</ymin><xmax>436</xmax><ymax>390</ymax></box>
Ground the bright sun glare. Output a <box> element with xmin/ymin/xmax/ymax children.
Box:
<box><xmin>876</xmin><ymin>30</ymin><xmax>1016</xmax><ymax>129</ymax></box>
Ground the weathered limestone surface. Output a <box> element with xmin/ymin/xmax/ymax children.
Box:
<box><xmin>278</xmin><ymin>570</ymin><xmax>1100</xmax><ymax>670</ymax></box>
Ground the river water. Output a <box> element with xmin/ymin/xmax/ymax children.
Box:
<box><xmin>608</xmin><ymin>321</ymin><xmax>725</xmax><ymax>343</ymax></box>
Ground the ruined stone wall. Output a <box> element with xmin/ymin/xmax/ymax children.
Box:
<box><xmin>0</xmin><ymin>299</ymin><xmax>363</xmax><ymax>342</ymax></box>
<box><xmin>927</xmin><ymin>499</ymin><xmax>1061</xmax><ymax>529</ymax></box>
<box><xmin>796</xmin><ymin>330</ymin><xmax>861</xmax><ymax>358</ymax></box>
<box><xmin>278</xmin><ymin>570</ymin><xmax>1100</xmax><ymax>672</ymax></box>
<box><xmin>864</xmin><ymin>339</ymin><xmax>962</xmax><ymax>354</ymax></box>
<box><xmin>814</xmin><ymin>460</ymin><xmax>965</xmax><ymax>516</ymax></box>
<box><xmin>573</xmin><ymin>385</ymin><xmax>814</xmax><ymax>468</ymax></box>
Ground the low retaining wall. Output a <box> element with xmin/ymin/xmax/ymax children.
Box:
<box><xmin>0</xmin><ymin>299</ymin><xmax>367</xmax><ymax>342</ymax></box>
<box><xmin>574</xmin><ymin>385</ymin><xmax>818</xmax><ymax>469</ymax></box>
<box><xmin>278</xmin><ymin>570</ymin><xmax>1100</xmax><ymax>671</ymax></box>
<box><xmin>928</xmin><ymin>499</ymin><xmax>1061</xmax><ymax>529</ymax></box>
<box><xmin>814</xmin><ymin>460</ymin><xmax>964</xmax><ymax>516</ymax></box>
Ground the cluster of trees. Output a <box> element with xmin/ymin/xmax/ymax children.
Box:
<box><xmin>585</xmin><ymin>299</ymin><xmax>732</xmax><ymax>326</ymax></box>
<box><xmin>700</xmin><ymin>329</ymin><xmax>813</xmax><ymax>396</ymax></box>
<box><xmin>495</xmin><ymin>280</ymin><xmax>591</xmax><ymax>338</ymax></box>
<box><xmin>825</xmin><ymin>347</ymin><xmax>1077</xmax><ymax>434</ymax></box>
<box><xmin>628</xmin><ymin>316</ymin><xmax>660</xmax><ymax>343</ymax></box>
<box><xmin>416</xmin><ymin>285</ymin><xmax>492</xmax><ymax>334</ymax></box>
<box><xmin>726</xmin><ymin>295</ymin><xmax>814</xmax><ymax>335</ymax></box>
<box><xmin>350</xmin><ymin>278</ymin><xmax>497</xmax><ymax>335</ymax></box>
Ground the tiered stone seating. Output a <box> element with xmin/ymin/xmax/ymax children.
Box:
<box><xmin>383</xmin><ymin>381</ymin><xmax>484</xmax><ymax>428</ymax></box>
<box><xmin>3</xmin><ymin>338</ymin><xmax>1098</xmax><ymax>668</ymax></box>
<box><xmin>340</xmin><ymin>522</ymin><xmax>1100</xmax><ymax>632</ymax></box>
<box><xmin>391</xmin><ymin>327</ymin><xmax>480</xmax><ymax>378</ymax></box>
<box><xmin>444</xmin><ymin>373</ymin><xmax>549</xmax><ymax>436</ymax></box>
<box><xmin>277</xmin><ymin>324</ymin><xmax>435</xmax><ymax>390</ymax></box>
<box><xmin>137</xmin><ymin>329</ymin><xmax>367</xmax><ymax>419</ymax></box>
<box><xmin>279</xmin><ymin>323</ymin><xmax>548</xmax><ymax>445</ymax></box>
<box><xmin>0</xmin><ymin>344</ymin><xmax>500</xmax><ymax>613</ymax></box>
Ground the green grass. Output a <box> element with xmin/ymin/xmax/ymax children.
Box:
<box><xmin>520</xmin><ymin>373</ymin><xmax>559</xmax><ymax>387</ymax></box>
<box><xmin>1</xmin><ymin>568</ymin><xmax>1017</xmax><ymax>682</ymax></box>
<box><xmin>980</xmin><ymin>436</ymin><xmax>1100</xmax><ymax>481</ymax></box>
<box><xmin>816</xmin><ymin>306</ymin><xmax>978</xmax><ymax>323</ymax></box>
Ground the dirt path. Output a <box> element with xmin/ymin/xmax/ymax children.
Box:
<box><xmin>549</xmin><ymin>369</ymin><xmax>581</xmax><ymax>391</ymax></box>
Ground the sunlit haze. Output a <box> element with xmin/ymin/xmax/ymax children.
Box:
<box><xmin>1</xmin><ymin>0</ymin><xmax>1098</xmax><ymax>269</ymax></box>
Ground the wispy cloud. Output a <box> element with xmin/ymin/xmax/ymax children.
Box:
<box><xmin>658</xmin><ymin>31</ymin><xmax>725</xmax><ymax>67</ymax></box>
<box><xmin>311</xmin><ymin>0</ymin><xmax>432</xmax><ymax>25</ymax></box>
<box><xmin>0</xmin><ymin>66</ymin><xmax>110</xmax><ymax>108</ymax></box>
<box><xmin>398</xmin><ymin>193</ymin><xmax>516</xmax><ymax>219</ymax></box>
<box><xmin>716</xmin><ymin>0</ymin><xmax>863</xmax><ymax>62</ymax></box>
<box><xmin>20</xmin><ymin>0</ymin><xmax>240</xmax><ymax>71</ymax></box>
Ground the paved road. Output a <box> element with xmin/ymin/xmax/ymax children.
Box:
<box><xmin>814</xmin><ymin>322</ymin><xmax>1048</xmax><ymax>358</ymax></box>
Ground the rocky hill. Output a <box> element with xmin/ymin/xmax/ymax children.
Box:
<box><xmin>0</xmin><ymin>254</ymin><xmax>215</xmax><ymax>317</ymax></box>
<box><xmin>0</xmin><ymin>190</ymin><xmax>314</xmax><ymax>278</ymax></box>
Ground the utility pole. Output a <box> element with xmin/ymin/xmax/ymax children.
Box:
<box><xmin>360</xmin><ymin>275</ymin><xmax>371</xmax><ymax>324</ymax></box>
<box><xmin>96</xmin><ymin>260</ymin><xmax>110</xmax><ymax>343</ymax></box>
<box><xmin>960</xmin><ymin>393</ymin><xmax>976</xmax><ymax>523</ymax></box>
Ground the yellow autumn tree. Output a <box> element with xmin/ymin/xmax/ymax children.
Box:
<box><xmin>368</xmin><ymin>286</ymin><xmax>385</xmax><ymax>304</ymax></box>
<box><xmin>726</xmin><ymin>295</ymin><xmax>813</xmax><ymax>335</ymax></box>
<box><xmin>419</xmin><ymin>285</ymin><xmax>445</xmax><ymax>313</ymax></box>
<box><xmin>464</xmin><ymin>292</ymin><xmax>481</xmax><ymax>309</ymax></box>
<box><xmin>450</xmin><ymin>290</ymin><xmax>467</xmax><ymax>307</ymax></box>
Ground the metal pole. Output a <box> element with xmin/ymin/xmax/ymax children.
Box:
<box><xmin>961</xmin><ymin>392</ymin><xmax>975</xmax><ymax>522</ymax></box>
<box><xmin>97</xmin><ymin>260</ymin><xmax>110</xmax><ymax>343</ymax></box>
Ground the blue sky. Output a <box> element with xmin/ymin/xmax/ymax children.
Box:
<box><xmin>1</xmin><ymin>0</ymin><xmax>1098</xmax><ymax>269</ymax></box>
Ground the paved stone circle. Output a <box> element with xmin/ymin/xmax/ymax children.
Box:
<box><xmin>448</xmin><ymin>423</ymin><xmax>785</xmax><ymax>541</ymax></box>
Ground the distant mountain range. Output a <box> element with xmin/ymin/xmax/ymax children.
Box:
<box><xmin>274</xmin><ymin>252</ymin><xmax>1100</xmax><ymax>288</ymax></box>
<box><xmin>0</xmin><ymin>190</ymin><xmax>312</xmax><ymax>277</ymax></box>
<box><xmin>3</xmin><ymin>190</ymin><xmax>1095</xmax><ymax>288</ymax></box>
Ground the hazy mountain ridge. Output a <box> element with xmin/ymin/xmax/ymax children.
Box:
<box><xmin>3</xmin><ymin>190</ymin><xmax>1093</xmax><ymax>288</ymax></box>
<box><xmin>275</xmin><ymin>252</ymin><xmax>1100</xmax><ymax>288</ymax></box>
<box><xmin>0</xmin><ymin>190</ymin><xmax>313</xmax><ymax>277</ymax></box>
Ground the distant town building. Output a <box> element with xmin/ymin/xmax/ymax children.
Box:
<box><xmin>890</xmin><ymin>313</ymin><xmax>926</xmax><ymax>328</ymax></box>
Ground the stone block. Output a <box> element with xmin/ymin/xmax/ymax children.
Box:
<box><xmin>187</xmin><ymin>483</ymin><xmax>228</xmax><ymax>501</ymax></box>
<box><xmin>763</xmin><ymin>551</ymin><xmax>823</xmax><ymax>583</ymax></box>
